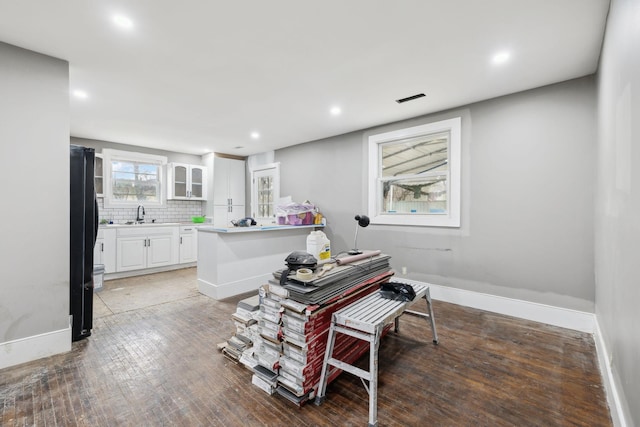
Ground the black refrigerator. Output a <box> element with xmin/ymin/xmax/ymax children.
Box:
<box><xmin>70</xmin><ymin>145</ymin><xmax>98</xmax><ymax>341</ymax></box>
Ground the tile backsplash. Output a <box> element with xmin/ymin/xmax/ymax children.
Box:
<box><xmin>98</xmin><ymin>199</ymin><xmax>205</xmax><ymax>224</ymax></box>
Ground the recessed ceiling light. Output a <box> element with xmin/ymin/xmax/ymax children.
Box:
<box><xmin>492</xmin><ymin>51</ymin><xmax>510</xmax><ymax>65</ymax></box>
<box><xmin>330</xmin><ymin>106</ymin><xmax>342</xmax><ymax>116</ymax></box>
<box><xmin>113</xmin><ymin>15</ymin><xmax>134</xmax><ymax>29</ymax></box>
<box><xmin>250</xmin><ymin>132</ymin><xmax>260</xmax><ymax>139</ymax></box>
<box><xmin>72</xmin><ymin>90</ymin><xmax>88</xmax><ymax>99</ymax></box>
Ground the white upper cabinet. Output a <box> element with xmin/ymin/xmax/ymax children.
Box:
<box><xmin>167</xmin><ymin>163</ymin><xmax>207</xmax><ymax>200</ymax></box>
<box><xmin>95</xmin><ymin>153</ymin><xmax>103</xmax><ymax>197</ymax></box>
<box><xmin>212</xmin><ymin>157</ymin><xmax>245</xmax><ymax>227</ymax></box>
<box><xmin>213</xmin><ymin>157</ymin><xmax>245</xmax><ymax>206</ymax></box>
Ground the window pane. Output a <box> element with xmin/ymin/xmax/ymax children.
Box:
<box><xmin>382</xmin><ymin>176</ymin><xmax>447</xmax><ymax>214</ymax></box>
<box><xmin>111</xmin><ymin>160</ymin><xmax>160</xmax><ymax>202</ymax></box>
<box><xmin>191</xmin><ymin>168</ymin><xmax>202</xmax><ymax>185</ymax></box>
<box><xmin>381</xmin><ymin>131</ymin><xmax>449</xmax><ymax>178</ymax></box>
<box><xmin>175</xmin><ymin>166</ymin><xmax>187</xmax><ymax>183</ymax></box>
<box><xmin>379</xmin><ymin>130</ymin><xmax>450</xmax><ymax>215</ymax></box>
<box><xmin>368</xmin><ymin>117</ymin><xmax>461</xmax><ymax>227</ymax></box>
<box><xmin>191</xmin><ymin>183</ymin><xmax>202</xmax><ymax>198</ymax></box>
<box><xmin>257</xmin><ymin>176</ymin><xmax>273</xmax><ymax>217</ymax></box>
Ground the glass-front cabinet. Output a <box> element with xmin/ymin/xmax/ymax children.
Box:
<box><xmin>167</xmin><ymin>163</ymin><xmax>207</xmax><ymax>200</ymax></box>
<box><xmin>95</xmin><ymin>153</ymin><xmax>103</xmax><ymax>197</ymax></box>
<box><xmin>190</xmin><ymin>166</ymin><xmax>204</xmax><ymax>198</ymax></box>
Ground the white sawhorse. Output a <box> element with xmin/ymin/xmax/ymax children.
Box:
<box><xmin>314</xmin><ymin>279</ymin><xmax>438</xmax><ymax>427</ymax></box>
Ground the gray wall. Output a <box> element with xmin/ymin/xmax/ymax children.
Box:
<box><xmin>277</xmin><ymin>76</ymin><xmax>596</xmax><ymax>312</ymax></box>
<box><xmin>595</xmin><ymin>0</ymin><xmax>639</xmax><ymax>423</ymax></box>
<box><xmin>71</xmin><ymin>137</ymin><xmax>204</xmax><ymax>165</ymax></box>
<box><xmin>0</xmin><ymin>44</ymin><xmax>70</xmax><ymax>343</ymax></box>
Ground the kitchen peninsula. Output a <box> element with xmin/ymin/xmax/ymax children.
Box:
<box><xmin>196</xmin><ymin>224</ymin><xmax>322</xmax><ymax>300</ymax></box>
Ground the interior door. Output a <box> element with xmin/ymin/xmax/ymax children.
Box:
<box><xmin>251</xmin><ymin>163</ymin><xmax>280</xmax><ymax>222</ymax></box>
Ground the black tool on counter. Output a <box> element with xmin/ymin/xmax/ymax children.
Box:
<box><xmin>231</xmin><ymin>217</ymin><xmax>256</xmax><ymax>227</ymax></box>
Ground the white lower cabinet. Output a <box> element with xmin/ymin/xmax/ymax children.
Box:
<box><xmin>116</xmin><ymin>237</ymin><xmax>146</xmax><ymax>271</ymax></box>
<box><xmin>94</xmin><ymin>229</ymin><xmax>104</xmax><ymax>265</ymax></box>
<box><xmin>147</xmin><ymin>234</ymin><xmax>176</xmax><ymax>268</ymax></box>
<box><xmin>115</xmin><ymin>226</ymin><xmax>179</xmax><ymax>272</ymax></box>
<box><xmin>96</xmin><ymin>228</ymin><xmax>116</xmax><ymax>273</ymax></box>
<box><xmin>179</xmin><ymin>225</ymin><xmax>198</xmax><ymax>263</ymax></box>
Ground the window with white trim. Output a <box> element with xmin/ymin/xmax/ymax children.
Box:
<box><xmin>103</xmin><ymin>149</ymin><xmax>167</xmax><ymax>208</ymax></box>
<box><xmin>367</xmin><ymin>117</ymin><xmax>461</xmax><ymax>227</ymax></box>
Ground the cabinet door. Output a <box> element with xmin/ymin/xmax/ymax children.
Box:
<box><xmin>213</xmin><ymin>205</ymin><xmax>232</xmax><ymax>228</ymax></box>
<box><xmin>103</xmin><ymin>228</ymin><xmax>116</xmax><ymax>273</ymax></box>
<box><xmin>179</xmin><ymin>232</ymin><xmax>197</xmax><ymax>263</ymax></box>
<box><xmin>190</xmin><ymin>166</ymin><xmax>205</xmax><ymax>199</ymax></box>
<box><xmin>147</xmin><ymin>235</ymin><xmax>174</xmax><ymax>268</ymax></box>
<box><xmin>94</xmin><ymin>238</ymin><xmax>104</xmax><ymax>265</ymax></box>
<box><xmin>172</xmin><ymin>164</ymin><xmax>189</xmax><ymax>199</ymax></box>
<box><xmin>116</xmin><ymin>237</ymin><xmax>147</xmax><ymax>272</ymax></box>
<box><xmin>95</xmin><ymin>154</ymin><xmax>104</xmax><ymax>197</ymax></box>
<box><xmin>228</xmin><ymin>203</ymin><xmax>245</xmax><ymax>222</ymax></box>
<box><xmin>213</xmin><ymin>158</ymin><xmax>230</xmax><ymax>205</ymax></box>
<box><xmin>227</xmin><ymin>159</ymin><xmax>245</xmax><ymax>206</ymax></box>
<box><xmin>213</xmin><ymin>157</ymin><xmax>245</xmax><ymax>205</ymax></box>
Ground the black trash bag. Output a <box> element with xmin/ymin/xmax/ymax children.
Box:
<box><xmin>380</xmin><ymin>282</ymin><xmax>416</xmax><ymax>302</ymax></box>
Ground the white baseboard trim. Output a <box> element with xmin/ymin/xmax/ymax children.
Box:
<box><xmin>428</xmin><ymin>284</ymin><xmax>633</xmax><ymax>425</ymax></box>
<box><xmin>197</xmin><ymin>273</ymin><xmax>269</xmax><ymax>300</ymax></box>
<box><xmin>428</xmin><ymin>283</ymin><xmax>595</xmax><ymax>333</ymax></box>
<box><xmin>0</xmin><ymin>325</ymin><xmax>71</xmax><ymax>370</ymax></box>
<box><xmin>594</xmin><ymin>319</ymin><xmax>632</xmax><ymax>427</ymax></box>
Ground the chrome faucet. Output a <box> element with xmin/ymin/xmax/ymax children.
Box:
<box><xmin>136</xmin><ymin>205</ymin><xmax>145</xmax><ymax>223</ymax></box>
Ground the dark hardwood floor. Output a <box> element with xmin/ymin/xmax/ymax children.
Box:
<box><xmin>1</xmin><ymin>268</ymin><xmax>612</xmax><ymax>426</ymax></box>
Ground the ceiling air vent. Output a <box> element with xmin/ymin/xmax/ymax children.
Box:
<box><xmin>395</xmin><ymin>93</ymin><xmax>426</xmax><ymax>104</ymax></box>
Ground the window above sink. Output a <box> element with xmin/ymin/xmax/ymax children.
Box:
<box><xmin>102</xmin><ymin>149</ymin><xmax>167</xmax><ymax>209</ymax></box>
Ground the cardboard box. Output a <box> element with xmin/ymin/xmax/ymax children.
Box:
<box><xmin>252</xmin><ymin>374</ymin><xmax>276</xmax><ymax>395</ymax></box>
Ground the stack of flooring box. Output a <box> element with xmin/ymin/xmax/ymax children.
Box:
<box><xmin>265</xmin><ymin>252</ymin><xmax>394</xmax><ymax>405</ymax></box>
<box><xmin>224</xmin><ymin>295</ymin><xmax>261</xmax><ymax>362</ymax></box>
<box><xmin>250</xmin><ymin>288</ymin><xmax>284</xmax><ymax>394</ymax></box>
<box><xmin>275</xmin><ymin>252</ymin><xmax>393</xmax><ymax>305</ymax></box>
<box><xmin>224</xmin><ymin>251</ymin><xmax>395</xmax><ymax>404</ymax></box>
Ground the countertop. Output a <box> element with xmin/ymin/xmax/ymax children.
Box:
<box><xmin>197</xmin><ymin>224</ymin><xmax>323</xmax><ymax>233</ymax></box>
<box><xmin>100</xmin><ymin>222</ymin><xmax>195</xmax><ymax>228</ymax></box>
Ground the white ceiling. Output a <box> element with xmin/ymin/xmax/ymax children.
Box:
<box><xmin>0</xmin><ymin>1</ymin><xmax>610</xmax><ymax>156</ymax></box>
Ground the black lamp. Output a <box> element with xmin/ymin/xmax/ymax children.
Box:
<box><xmin>348</xmin><ymin>214</ymin><xmax>370</xmax><ymax>255</ymax></box>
